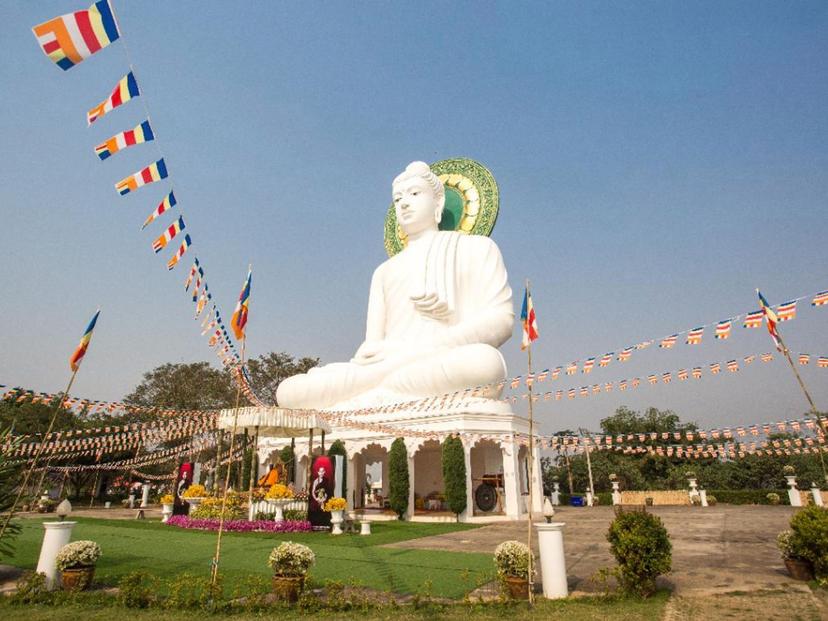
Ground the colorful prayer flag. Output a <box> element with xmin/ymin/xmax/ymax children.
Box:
<box><xmin>727</xmin><ymin>360</ymin><xmax>739</xmax><ymax>372</ymax></box>
<box><xmin>520</xmin><ymin>288</ymin><xmax>539</xmax><ymax>350</ymax></box>
<box><xmin>678</xmin><ymin>369</ymin><xmax>689</xmax><ymax>380</ymax></box>
<box><xmin>166</xmin><ymin>234</ymin><xmax>191</xmax><ymax>270</ymax></box>
<box><xmin>715</xmin><ymin>320</ymin><xmax>732</xmax><ymax>340</ymax></box>
<box><xmin>32</xmin><ymin>0</ymin><xmax>119</xmax><ymax>71</ymax></box>
<box><xmin>798</xmin><ymin>354</ymin><xmax>810</xmax><ymax>365</ymax></box>
<box><xmin>566</xmin><ymin>362</ymin><xmax>578</xmax><ymax>375</ymax></box>
<box><xmin>142</xmin><ymin>191</ymin><xmax>177</xmax><ymax>230</ymax></box>
<box><xmin>184</xmin><ymin>259</ymin><xmax>199</xmax><ymax>291</ymax></box>
<box><xmin>618</xmin><ymin>347</ymin><xmax>633</xmax><ymax>362</ymax></box>
<box><xmin>812</xmin><ymin>291</ymin><xmax>828</xmax><ymax>307</ymax></box>
<box><xmin>692</xmin><ymin>367</ymin><xmax>702</xmax><ymax>379</ymax></box>
<box><xmin>710</xmin><ymin>363</ymin><xmax>721</xmax><ymax>374</ymax></box>
<box><xmin>818</xmin><ymin>357</ymin><xmax>828</xmax><ymax>368</ymax></box>
<box><xmin>582</xmin><ymin>358</ymin><xmax>595</xmax><ymax>374</ymax></box>
<box><xmin>744</xmin><ymin>355</ymin><xmax>755</xmax><ymax>365</ymax></box>
<box><xmin>115</xmin><ymin>159</ymin><xmax>168</xmax><ymax>195</ymax></box>
<box><xmin>777</xmin><ymin>300</ymin><xmax>797</xmax><ymax>322</ymax></box>
<box><xmin>662</xmin><ymin>372</ymin><xmax>672</xmax><ymax>383</ymax></box>
<box><xmin>151</xmin><ymin>216</ymin><xmax>185</xmax><ymax>253</ymax></box>
<box><xmin>761</xmin><ymin>352</ymin><xmax>773</xmax><ymax>362</ymax></box>
<box><xmin>95</xmin><ymin>120</ymin><xmax>154</xmax><ymax>160</ymax></box>
<box><xmin>87</xmin><ymin>71</ymin><xmax>139</xmax><ymax>125</ymax></box>
<box><xmin>69</xmin><ymin>309</ymin><xmax>100</xmax><ymax>371</ymax></box>
<box><xmin>230</xmin><ymin>267</ymin><xmax>252</xmax><ymax>340</ymax></box>
<box><xmin>647</xmin><ymin>374</ymin><xmax>658</xmax><ymax>385</ymax></box>
<box><xmin>686</xmin><ymin>327</ymin><xmax>704</xmax><ymax>345</ymax></box>
<box><xmin>659</xmin><ymin>335</ymin><xmax>678</xmax><ymax>349</ymax></box>
<box><xmin>743</xmin><ymin>310</ymin><xmax>763</xmax><ymax>328</ymax></box>
<box><xmin>758</xmin><ymin>290</ymin><xmax>783</xmax><ymax>352</ymax></box>
<box><xmin>599</xmin><ymin>353</ymin><xmax>613</xmax><ymax>367</ymax></box>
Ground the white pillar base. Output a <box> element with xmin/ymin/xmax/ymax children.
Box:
<box><xmin>140</xmin><ymin>483</ymin><xmax>151</xmax><ymax>508</ymax></box>
<box><xmin>699</xmin><ymin>490</ymin><xmax>708</xmax><ymax>507</ymax></box>
<box><xmin>535</xmin><ymin>522</ymin><xmax>568</xmax><ymax>599</ymax></box>
<box><xmin>36</xmin><ymin>521</ymin><xmax>76</xmax><ymax>591</ymax></box>
<box><xmin>812</xmin><ymin>487</ymin><xmax>823</xmax><ymax>506</ymax></box>
<box><xmin>360</xmin><ymin>521</ymin><xmax>371</xmax><ymax>535</ymax></box>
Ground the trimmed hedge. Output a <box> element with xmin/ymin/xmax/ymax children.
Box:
<box><xmin>706</xmin><ymin>489</ymin><xmax>790</xmax><ymax>505</ymax></box>
<box><xmin>388</xmin><ymin>438</ymin><xmax>409</xmax><ymax>519</ymax></box>
<box><xmin>558</xmin><ymin>492</ymin><xmax>612</xmax><ymax>506</ymax></box>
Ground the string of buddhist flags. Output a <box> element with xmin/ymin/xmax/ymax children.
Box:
<box><xmin>518</xmin><ymin>287</ymin><xmax>828</xmax><ymax>385</ymax></box>
<box><xmin>30</xmin><ymin>1</ymin><xmax>257</xmax><ymax>398</ymax></box>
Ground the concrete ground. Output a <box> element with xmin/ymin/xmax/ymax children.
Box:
<box><xmin>387</xmin><ymin>505</ymin><xmax>803</xmax><ymax>595</ymax></box>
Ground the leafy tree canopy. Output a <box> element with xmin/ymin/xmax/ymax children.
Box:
<box><xmin>245</xmin><ymin>352</ymin><xmax>319</xmax><ymax>406</ymax></box>
<box><xmin>600</xmin><ymin>406</ymin><xmax>698</xmax><ymax>437</ymax></box>
<box><xmin>124</xmin><ymin>362</ymin><xmax>236</xmax><ymax>411</ymax></box>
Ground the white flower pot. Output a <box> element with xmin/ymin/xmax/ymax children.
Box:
<box><xmin>331</xmin><ymin>510</ymin><xmax>344</xmax><ymax>535</ymax></box>
<box><xmin>185</xmin><ymin>497</ymin><xmax>203</xmax><ymax>513</ymax></box>
<box><xmin>268</xmin><ymin>498</ymin><xmax>293</xmax><ymax>522</ymax></box>
<box><xmin>360</xmin><ymin>521</ymin><xmax>371</xmax><ymax>536</ymax></box>
<box><xmin>161</xmin><ymin>503</ymin><xmax>173</xmax><ymax>523</ymax></box>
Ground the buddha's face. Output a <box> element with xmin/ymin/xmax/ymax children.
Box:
<box><xmin>393</xmin><ymin>176</ymin><xmax>442</xmax><ymax>237</ymax></box>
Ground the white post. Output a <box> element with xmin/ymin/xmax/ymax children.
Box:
<box><xmin>406</xmin><ymin>454</ymin><xmax>415</xmax><ymax>519</ymax></box>
<box><xmin>611</xmin><ymin>481</ymin><xmax>621</xmax><ymax>506</ymax></box>
<box><xmin>531</xmin><ymin>446</ymin><xmax>544</xmax><ymax>514</ymax></box>
<box><xmin>535</xmin><ymin>522</ymin><xmax>568</xmax><ymax>599</ymax></box>
<box><xmin>551</xmin><ymin>481</ymin><xmax>560</xmax><ymax>506</ymax></box>
<box><xmin>787</xmin><ymin>476</ymin><xmax>802</xmax><ymax>507</ymax></box>
<box><xmin>461</xmin><ymin>442</ymin><xmax>473</xmax><ymax>522</ymax></box>
<box><xmin>36</xmin><ymin>521</ymin><xmax>76</xmax><ymax>590</ymax></box>
<box><xmin>699</xmin><ymin>489</ymin><xmax>708</xmax><ymax>507</ymax></box>
<box><xmin>140</xmin><ymin>483</ymin><xmax>151</xmax><ymax>508</ymax></box>
<box><xmin>502</xmin><ymin>442</ymin><xmax>521</xmax><ymax>518</ymax></box>
<box><xmin>811</xmin><ymin>485</ymin><xmax>824</xmax><ymax>507</ymax></box>
<box><xmin>346</xmin><ymin>455</ymin><xmax>357</xmax><ymax>510</ymax></box>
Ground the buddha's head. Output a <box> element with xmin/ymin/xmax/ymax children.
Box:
<box><xmin>392</xmin><ymin>161</ymin><xmax>445</xmax><ymax>238</ymax></box>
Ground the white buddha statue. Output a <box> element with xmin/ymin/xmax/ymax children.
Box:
<box><xmin>277</xmin><ymin>161</ymin><xmax>514</xmax><ymax>410</ymax></box>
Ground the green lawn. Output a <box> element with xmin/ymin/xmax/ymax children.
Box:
<box><xmin>7</xmin><ymin>517</ymin><xmax>491</xmax><ymax>599</ymax></box>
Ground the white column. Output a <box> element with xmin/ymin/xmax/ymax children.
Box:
<box><xmin>611</xmin><ymin>481</ymin><xmax>621</xmax><ymax>506</ymax></box>
<box><xmin>502</xmin><ymin>441</ymin><xmax>521</xmax><ymax>518</ymax></box>
<box><xmin>699</xmin><ymin>490</ymin><xmax>708</xmax><ymax>507</ymax></box>
<box><xmin>346</xmin><ymin>455</ymin><xmax>358</xmax><ymax>510</ymax></box>
<box><xmin>551</xmin><ymin>482</ymin><xmax>560</xmax><ymax>506</ymax></box>
<box><xmin>140</xmin><ymin>483</ymin><xmax>151</xmax><ymax>508</ymax></box>
<box><xmin>461</xmin><ymin>442</ymin><xmax>473</xmax><ymax>522</ymax></box>
<box><xmin>787</xmin><ymin>476</ymin><xmax>802</xmax><ymax>507</ymax></box>
<box><xmin>811</xmin><ymin>486</ymin><xmax>824</xmax><ymax>507</ymax></box>
<box><xmin>406</xmin><ymin>454</ymin><xmax>415</xmax><ymax>519</ymax></box>
<box><xmin>36</xmin><ymin>521</ymin><xmax>76</xmax><ymax>590</ymax></box>
<box><xmin>535</xmin><ymin>522</ymin><xmax>568</xmax><ymax>599</ymax></box>
<box><xmin>531</xmin><ymin>445</ymin><xmax>543</xmax><ymax>514</ymax></box>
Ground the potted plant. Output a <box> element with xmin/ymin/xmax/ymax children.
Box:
<box><xmin>323</xmin><ymin>497</ymin><xmax>347</xmax><ymax>535</ymax></box>
<box><xmin>160</xmin><ymin>494</ymin><xmax>174</xmax><ymax>522</ymax></box>
<box><xmin>182</xmin><ymin>484</ymin><xmax>207</xmax><ymax>512</ymax></box>
<box><xmin>268</xmin><ymin>541</ymin><xmax>314</xmax><ymax>602</ymax></box>
<box><xmin>265</xmin><ymin>483</ymin><xmax>295</xmax><ymax>522</ymax></box>
<box><xmin>55</xmin><ymin>540</ymin><xmax>101</xmax><ymax>591</ymax></box>
<box><xmin>494</xmin><ymin>540</ymin><xmax>534</xmax><ymax>599</ymax></box>
<box><xmin>767</xmin><ymin>492</ymin><xmax>781</xmax><ymax>505</ymax></box>
<box><xmin>777</xmin><ymin>529</ymin><xmax>813</xmax><ymax>580</ymax></box>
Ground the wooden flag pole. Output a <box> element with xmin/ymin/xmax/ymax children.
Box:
<box><xmin>524</xmin><ymin>279</ymin><xmax>535</xmax><ymax>605</ymax></box>
<box><xmin>210</xmin><ymin>337</ymin><xmax>246</xmax><ymax>587</ymax></box>
<box><xmin>774</xmin><ymin>328</ymin><xmax>828</xmax><ymax>482</ymax></box>
<box><xmin>0</xmin><ymin>368</ymin><xmax>78</xmax><ymax>541</ymax></box>
<box><xmin>247</xmin><ymin>425</ymin><xmax>259</xmax><ymax>510</ymax></box>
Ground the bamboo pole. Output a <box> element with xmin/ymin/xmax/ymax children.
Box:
<box><xmin>247</xmin><ymin>425</ymin><xmax>259</xmax><ymax>508</ymax></box>
<box><xmin>524</xmin><ymin>279</ymin><xmax>535</xmax><ymax>605</ymax></box>
<box><xmin>0</xmin><ymin>369</ymin><xmax>78</xmax><ymax>541</ymax></box>
<box><xmin>210</xmin><ymin>337</ymin><xmax>246</xmax><ymax>587</ymax></box>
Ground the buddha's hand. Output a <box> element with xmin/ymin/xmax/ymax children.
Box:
<box><xmin>410</xmin><ymin>293</ymin><xmax>451</xmax><ymax>321</ymax></box>
<box><xmin>351</xmin><ymin>340</ymin><xmax>388</xmax><ymax>365</ymax></box>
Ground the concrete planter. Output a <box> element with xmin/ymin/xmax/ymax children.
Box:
<box><xmin>503</xmin><ymin>575</ymin><xmax>529</xmax><ymax>599</ymax></box>
<box><xmin>61</xmin><ymin>566</ymin><xmax>95</xmax><ymax>591</ymax></box>
<box><xmin>331</xmin><ymin>510</ymin><xmax>344</xmax><ymax>535</ymax></box>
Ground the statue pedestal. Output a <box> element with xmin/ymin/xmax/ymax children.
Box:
<box><xmin>36</xmin><ymin>521</ymin><xmax>75</xmax><ymax>590</ymax></box>
<box><xmin>244</xmin><ymin>400</ymin><xmax>544</xmax><ymax>523</ymax></box>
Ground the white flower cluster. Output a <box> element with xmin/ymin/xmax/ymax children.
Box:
<box><xmin>55</xmin><ymin>540</ymin><xmax>102</xmax><ymax>571</ymax></box>
<box><xmin>267</xmin><ymin>541</ymin><xmax>315</xmax><ymax>576</ymax></box>
<box><xmin>493</xmin><ymin>540</ymin><xmax>534</xmax><ymax>579</ymax></box>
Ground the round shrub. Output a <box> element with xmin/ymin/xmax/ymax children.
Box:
<box><xmin>55</xmin><ymin>540</ymin><xmax>101</xmax><ymax>571</ymax></box>
<box><xmin>606</xmin><ymin>509</ymin><xmax>671</xmax><ymax>597</ymax></box>
<box><xmin>767</xmin><ymin>492</ymin><xmax>781</xmax><ymax>505</ymax></box>
<box><xmin>493</xmin><ymin>540</ymin><xmax>533</xmax><ymax>580</ymax></box>
<box><xmin>267</xmin><ymin>542</ymin><xmax>314</xmax><ymax>577</ymax></box>
<box><xmin>706</xmin><ymin>494</ymin><xmax>717</xmax><ymax>506</ymax></box>
<box><xmin>789</xmin><ymin>505</ymin><xmax>828</xmax><ymax>578</ymax></box>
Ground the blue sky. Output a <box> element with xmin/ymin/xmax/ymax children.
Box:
<box><xmin>1</xmin><ymin>1</ymin><xmax>826</xmax><ymax>434</ymax></box>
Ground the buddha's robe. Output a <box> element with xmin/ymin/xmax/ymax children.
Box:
<box><xmin>276</xmin><ymin>231</ymin><xmax>513</xmax><ymax>409</ymax></box>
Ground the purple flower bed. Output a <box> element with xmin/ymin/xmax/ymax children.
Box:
<box><xmin>167</xmin><ymin>515</ymin><xmax>312</xmax><ymax>533</ymax></box>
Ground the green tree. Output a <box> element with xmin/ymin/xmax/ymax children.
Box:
<box><xmin>600</xmin><ymin>406</ymin><xmax>697</xmax><ymax>437</ymax></box>
<box><xmin>279</xmin><ymin>444</ymin><xmax>296</xmax><ymax>484</ymax></box>
<box><xmin>441</xmin><ymin>435</ymin><xmax>466</xmax><ymax>519</ymax></box>
<box><xmin>388</xmin><ymin>438</ymin><xmax>409</xmax><ymax>519</ymax></box>
<box><xmin>0</xmin><ymin>429</ymin><xmax>23</xmax><ymax>559</ymax></box>
<box><xmin>245</xmin><ymin>352</ymin><xmax>319</xmax><ymax>406</ymax></box>
<box><xmin>124</xmin><ymin>362</ymin><xmax>236</xmax><ymax>410</ymax></box>
<box><xmin>327</xmin><ymin>439</ymin><xmax>348</xmax><ymax>503</ymax></box>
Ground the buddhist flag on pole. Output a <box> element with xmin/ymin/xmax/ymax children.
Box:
<box><xmin>94</xmin><ymin>120</ymin><xmax>154</xmax><ymax>160</ymax></box>
<box><xmin>115</xmin><ymin>159</ymin><xmax>167</xmax><ymax>195</ymax></box>
<box><xmin>32</xmin><ymin>0</ymin><xmax>120</xmax><ymax>71</ymax></box>
<box><xmin>142</xmin><ymin>191</ymin><xmax>177</xmax><ymax>230</ymax></box>
<box><xmin>69</xmin><ymin>309</ymin><xmax>100</xmax><ymax>371</ymax></box>
<box><xmin>231</xmin><ymin>268</ymin><xmax>252</xmax><ymax>340</ymax></box>
<box><xmin>87</xmin><ymin>72</ymin><xmax>139</xmax><ymax>125</ymax></box>
<box><xmin>151</xmin><ymin>216</ymin><xmax>185</xmax><ymax>253</ymax></box>
<box><xmin>520</xmin><ymin>287</ymin><xmax>539</xmax><ymax>350</ymax></box>
<box><xmin>757</xmin><ymin>289</ymin><xmax>783</xmax><ymax>352</ymax></box>
<box><xmin>166</xmin><ymin>234</ymin><xmax>191</xmax><ymax>270</ymax></box>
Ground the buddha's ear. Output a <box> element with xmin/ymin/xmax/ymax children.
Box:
<box><xmin>434</xmin><ymin>192</ymin><xmax>445</xmax><ymax>224</ymax></box>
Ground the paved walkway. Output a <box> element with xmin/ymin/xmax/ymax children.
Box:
<box><xmin>387</xmin><ymin>505</ymin><xmax>802</xmax><ymax>595</ymax></box>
